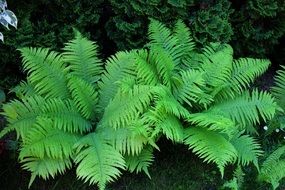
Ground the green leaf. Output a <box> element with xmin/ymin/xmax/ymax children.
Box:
<box><xmin>74</xmin><ymin>132</ymin><xmax>126</xmax><ymax>190</ymax></box>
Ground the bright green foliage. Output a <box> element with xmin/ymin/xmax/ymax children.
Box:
<box><xmin>0</xmin><ymin>33</ymin><xmax>125</xmax><ymax>190</ymax></box>
<box><xmin>99</xmin><ymin>20</ymin><xmax>277</xmax><ymax>177</ymax></box>
<box><xmin>269</xmin><ymin>66</ymin><xmax>285</xmax><ymax>133</ymax></box>
<box><xmin>258</xmin><ymin>146</ymin><xmax>285</xmax><ymax>189</ymax></box>
<box><xmin>74</xmin><ymin>132</ymin><xmax>126</xmax><ymax>190</ymax></box>
<box><xmin>0</xmin><ymin>20</ymin><xmax>278</xmax><ymax>189</ymax></box>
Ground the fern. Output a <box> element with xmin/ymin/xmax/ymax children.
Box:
<box><xmin>63</xmin><ymin>32</ymin><xmax>103</xmax><ymax>85</ymax></box>
<box><xmin>74</xmin><ymin>132</ymin><xmax>126</xmax><ymax>190</ymax></box>
<box><xmin>67</xmin><ymin>75</ymin><xmax>98</xmax><ymax>119</ymax></box>
<box><xmin>98</xmin><ymin>51</ymin><xmax>137</xmax><ymax>110</ymax></box>
<box><xmin>19</xmin><ymin>118</ymin><xmax>79</xmax><ymax>160</ymax></box>
<box><xmin>1</xmin><ymin>96</ymin><xmax>44</xmax><ymax>140</ymax></box>
<box><xmin>230</xmin><ymin>134</ymin><xmax>262</xmax><ymax>168</ymax></box>
<box><xmin>184</xmin><ymin>127</ymin><xmax>237</xmax><ymax>176</ymax></box>
<box><xmin>0</xmin><ymin>20</ymin><xmax>278</xmax><ymax>189</ymax></box>
<box><xmin>272</xmin><ymin>65</ymin><xmax>285</xmax><ymax>109</ymax></box>
<box><xmin>258</xmin><ymin>145</ymin><xmax>285</xmax><ymax>190</ymax></box>
<box><xmin>125</xmin><ymin>146</ymin><xmax>154</xmax><ymax>178</ymax></box>
<box><xmin>19</xmin><ymin>48</ymin><xmax>69</xmax><ymax>99</ymax></box>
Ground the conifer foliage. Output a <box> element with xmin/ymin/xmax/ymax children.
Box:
<box><xmin>0</xmin><ymin>20</ymin><xmax>278</xmax><ymax>189</ymax></box>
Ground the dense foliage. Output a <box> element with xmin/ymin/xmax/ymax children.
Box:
<box><xmin>0</xmin><ymin>20</ymin><xmax>279</xmax><ymax>189</ymax></box>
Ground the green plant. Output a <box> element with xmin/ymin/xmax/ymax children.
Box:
<box><xmin>100</xmin><ymin>19</ymin><xmax>277</xmax><ymax>178</ymax></box>
<box><xmin>258</xmin><ymin>145</ymin><xmax>285</xmax><ymax>189</ymax></box>
<box><xmin>0</xmin><ymin>32</ymin><xmax>125</xmax><ymax>190</ymax></box>
<box><xmin>231</xmin><ymin>0</ymin><xmax>285</xmax><ymax>57</ymax></box>
<box><xmin>0</xmin><ymin>20</ymin><xmax>278</xmax><ymax>189</ymax></box>
<box><xmin>106</xmin><ymin>0</ymin><xmax>233</xmax><ymax>50</ymax></box>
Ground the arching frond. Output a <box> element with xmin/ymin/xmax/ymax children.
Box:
<box><xmin>148</xmin><ymin>19</ymin><xmax>178</xmax><ymax>54</ymax></box>
<box><xmin>172</xmin><ymin>69</ymin><xmax>212</xmax><ymax>107</ymax></box>
<box><xmin>67</xmin><ymin>76</ymin><xmax>98</xmax><ymax>119</ymax></box>
<box><xmin>19</xmin><ymin>47</ymin><xmax>69</xmax><ymax>99</ymax></box>
<box><xmin>187</xmin><ymin>112</ymin><xmax>236</xmax><ymax>137</ymax></box>
<box><xmin>125</xmin><ymin>146</ymin><xmax>154</xmax><ymax>178</ymax></box>
<box><xmin>152</xmin><ymin>111</ymin><xmax>184</xmax><ymax>142</ymax></box>
<box><xmin>151</xmin><ymin>46</ymin><xmax>175</xmax><ymax>87</ymax></box>
<box><xmin>135</xmin><ymin>50</ymin><xmax>160</xmax><ymax>85</ymax></box>
<box><xmin>19</xmin><ymin>118</ymin><xmax>79</xmax><ymax>160</ymax></box>
<box><xmin>63</xmin><ymin>32</ymin><xmax>103</xmax><ymax>85</ymax></box>
<box><xmin>209</xmin><ymin>90</ymin><xmax>277</xmax><ymax>130</ymax></box>
<box><xmin>154</xmin><ymin>87</ymin><xmax>190</xmax><ymax>119</ymax></box>
<box><xmin>272</xmin><ymin>65</ymin><xmax>285</xmax><ymax>108</ymax></box>
<box><xmin>228</xmin><ymin>58</ymin><xmax>271</xmax><ymax>94</ymax></box>
<box><xmin>21</xmin><ymin>157</ymin><xmax>72</xmax><ymax>188</ymax></box>
<box><xmin>101</xmin><ymin>85</ymin><xmax>155</xmax><ymax>129</ymax></box>
<box><xmin>11</xmin><ymin>80</ymin><xmax>37</xmax><ymax>98</ymax></box>
<box><xmin>98</xmin><ymin>51</ymin><xmax>136</xmax><ymax>110</ymax></box>
<box><xmin>1</xmin><ymin>96</ymin><xmax>45</xmax><ymax>141</ymax></box>
<box><xmin>184</xmin><ymin>126</ymin><xmax>237</xmax><ymax>176</ymax></box>
<box><xmin>74</xmin><ymin>132</ymin><xmax>126</xmax><ymax>190</ymax></box>
<box><xmin>230</xmin><ymin>134</ymin><xmax>262</xmax><ymax>168</ymax></box>
<box><xmin>201</xmin><ymin>43</ymin><xmax>233</xmax><ymax>96</ymax></box>
<box><xmin>258</xmin><ymin>146</ymin><xmax>285</xmax><ymax>190</ymax></box>
<box><xmin>173</xmin><ymin>20</ymin><xmax>195</xmax><ymax>58</ymax></box>
<box><xmin>98</xmin><ymin>119</ymin><xmax>151</xmax><ymax>156</ymax></box>
<box><xmin>41</xmin><ymin>98</ymin><xmax>92</xmax><ymax>133</ymax></box>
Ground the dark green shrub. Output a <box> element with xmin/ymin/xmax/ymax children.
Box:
<box><xmin>106</xmin><ymin>0</ymin><xmax>233</xmax><ymax>50</ymax></box>
<box><xmin>231</xmin><ymin>0</ymin><xmax>285</xmax><ymax>57</ymax></box>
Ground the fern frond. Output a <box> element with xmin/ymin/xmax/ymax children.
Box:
<box><xmin>125</xmin><ymin>146</ymin><xmax>154</xmax><ymax>178</ymax></box>
<box><xmin>19</xmin><ymin>47</ymin><xmax>69</xmax><ymax>99</ymax></box>
<box><xmin>67</xmin><ymin>75</ymin><xmax>98</xmax><ymax>119</ymax></box>
<box><xmin>230</xmin><ymin>134</ymin><xmax>262</xmax><ymax>168</ymax></box>
<box><xmin>98</xmin><ymin>118</ymin><xmax>152</xmax><ymax>156</ymax></box>
<box><xmin>21</xmin><ymin>157</ymin><xmax>72</xmax><ymax>188</ymax></box>
<box><xmin>184</xmin><ymin>126</ymin><xmax>237</xmax><ymax>176</ymax></box>
<box><xmin>135</xmin><ymin>50</ymin><xmax>160</xmax><ymax>85</ymax></box>
<box><xmin>228</xmin><ymin>58</ymin><xmax>271</xmax><ymax>94</ymax></box>
<box><xmin>201</xmin><ymin>43</ymin><xmax>233</xmax><ymax>95</ymax></box>
<box><xmin>42</xmin><ymin>98</ymin><xmax>92</xmax><ymax>133</ymax></box>
<box><xmin>259</xmin><ymin>146</ymin><xmax>285</xmax><ymax>190</ymax></box>
<box><xmin>74</xmin><ymin>132</ymin><xmax>126</xmax><ymax>190</ymax></box>
<box><xmin>272</xmin><ymin>65</ymin><xmax>285</xmax><ymax>108</ymax></box>
<box><xmin>11</xmin><ymin>80</ymin><xmax>37</xmax><ymax>98</ymax></box>
<box><xmin>172</xmin><ymin>69</ymin><xmax>213</xmax><ymax>107</ymax></box>
<box><xmin>63</xmin><ymin>32</ymin><xmax>103</xmax><ymax>85</ymax></box>
<box><xmin>209</xmin><ymin>90</ymin><xmax>277</xmax><ymax>130</ymax></box>
<box><xmin>19</xmin><ymin>118</ymin><xmax>79</xmax><ymax>160</ymax></box>
<box><xmin>155</xmin><ymin>87</ymin><xmax>190</xmax><ymax>119</ymax></box>
<box><xmin>1</xmin><ymin>96</ymin><xmax>45</xmax><ymax>141</ymax></box>
<box><xmin>144</xmin><ymin>109</ymin><xmax>184</xmax><ymax>142</ymax></box>
<box><xmin>148</xmin><ymin>19</ymin><xmax>178</xmax><ymax>54</ymax></box>
<box><xmin>101</xmin><ymin>85</ymin><xmax>155</xmax><ymax>129</ymax></box>
<box><xmin>173</xmin><ymin>20</ymin><xmax>195</xmax><ymax>58</ymax></box>
<box><xmin>98</xmin><ymin>51</ymin><xmax>136</xmax><ymax>110</ymax></box>
<box><xmin>187</xmin><ymin>112</ymin><xmax>236</xmax><ymax>137</ymax></box>
<box><xmin>151</xmin><ymin>46</ymin><xmax>175</xmax><ymax>87</ymax></box>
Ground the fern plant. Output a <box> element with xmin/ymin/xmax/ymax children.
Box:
<box><xmin>0</xmin><ymin>32</ymin><xmax>126</xmax><ymax>190</ymax></box>
<box><xmin>99</xmin><ymin>19</ymin><xmax>277</xmax><ymax>177</ymax></box>
<box><xmin>0</xmin><ymin>20</ymin><xmax>278</xmax><ymax>189</ymax></box>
